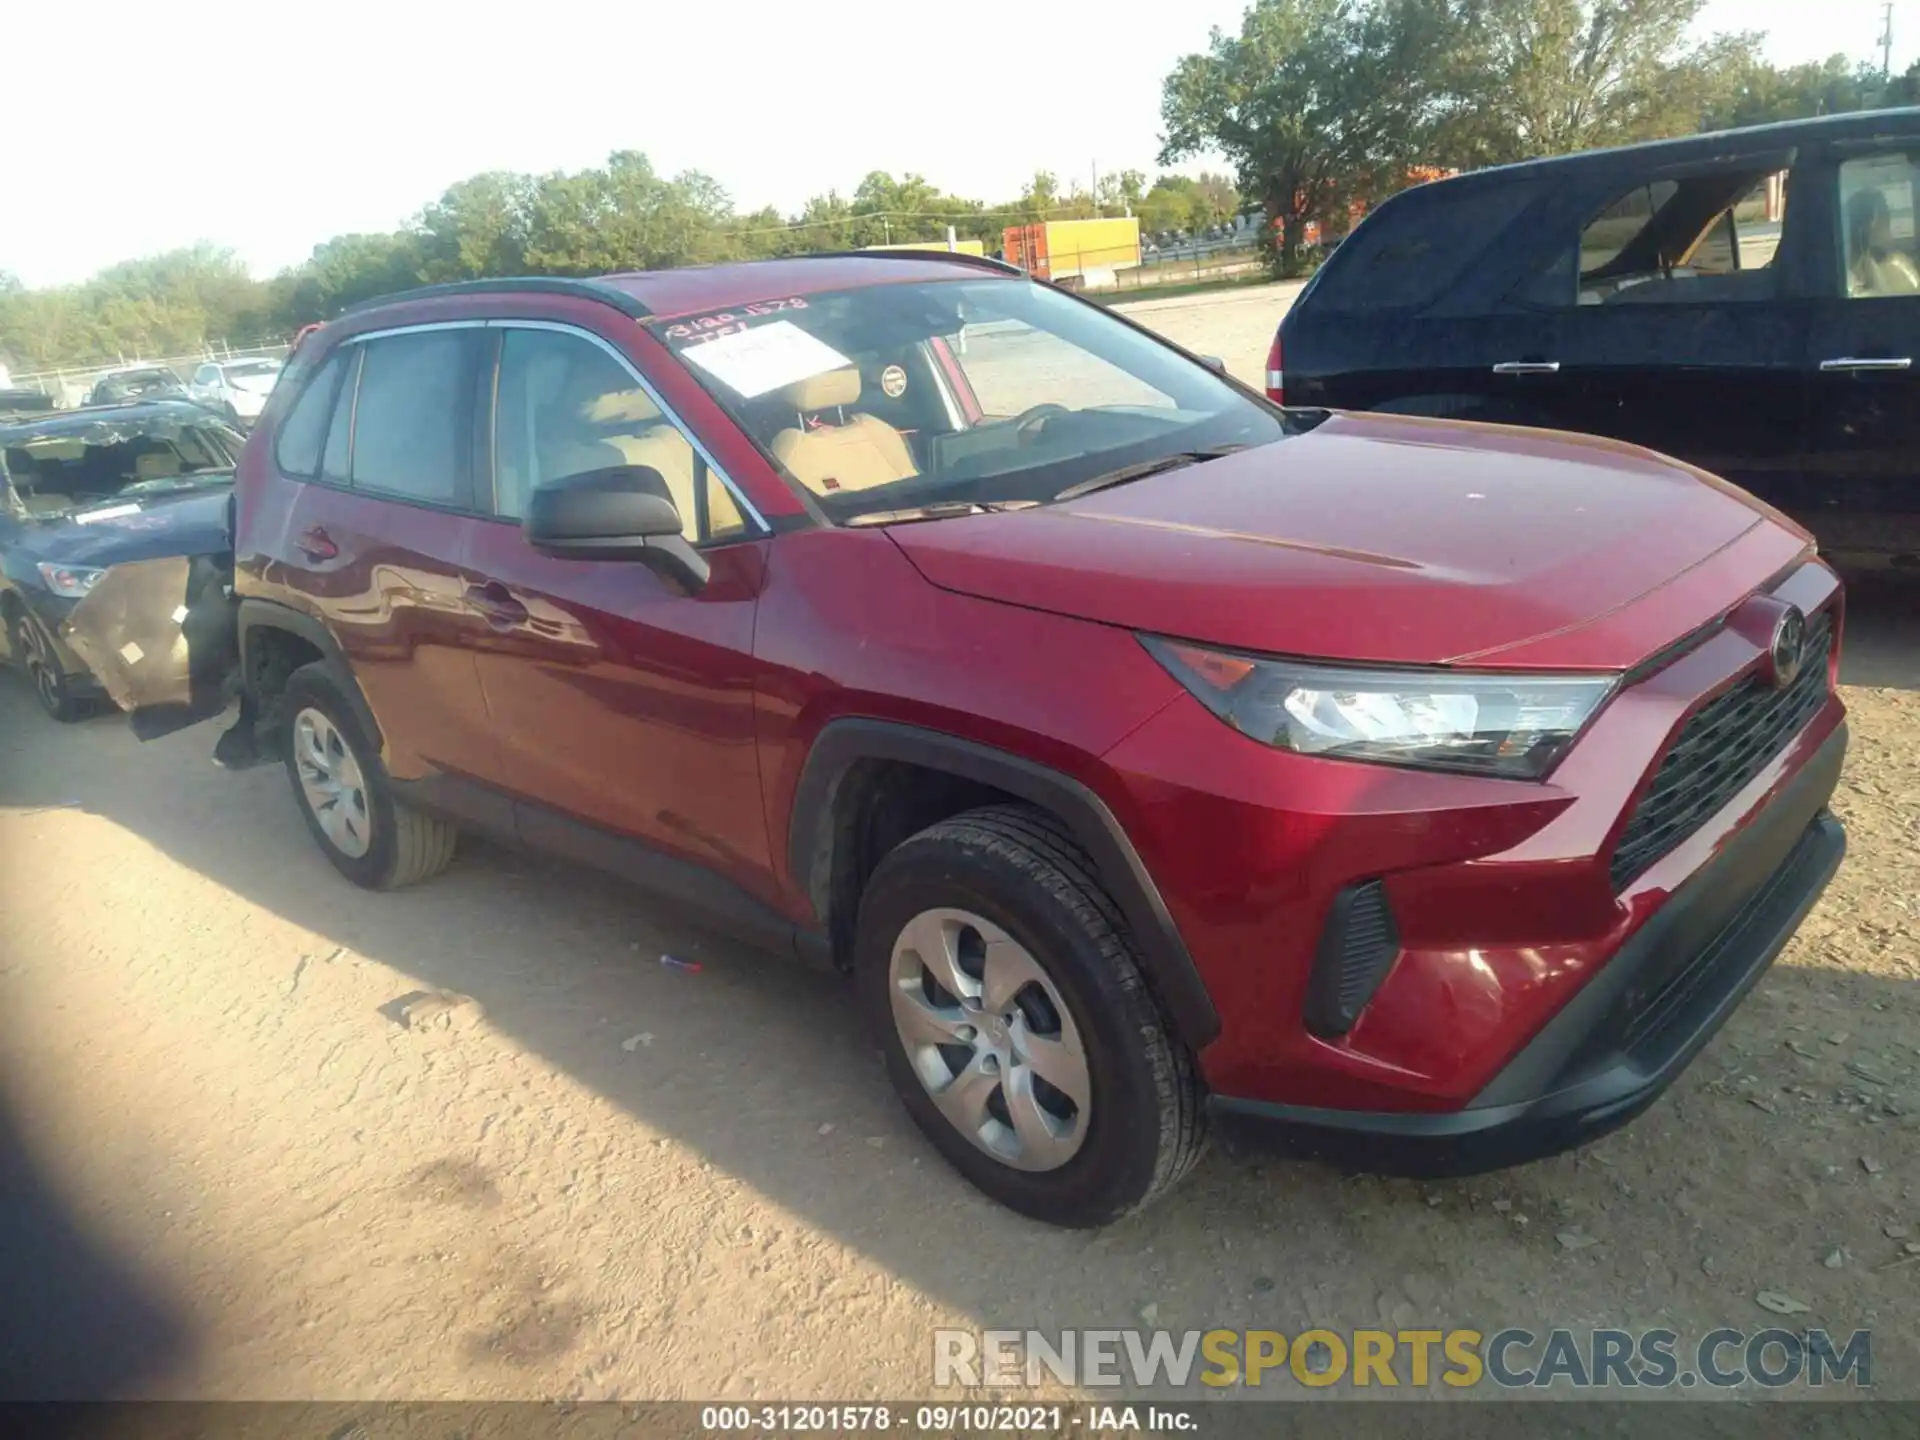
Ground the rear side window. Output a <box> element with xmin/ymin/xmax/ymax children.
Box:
<box><xmin>273</xmin><ymin>350</ymin><xmax>348</xmax><ymax>478</ymax></box>
<box><xmin>348</xmin><ymin>331</ymin><xmax>472</xmax><ymax>504</ymax></box>
<box><xmin>1523</xmin><ymin>165</ymin><xmax>1792</xmax><ymax>307</ymax></box>
<box><xmin>1306</xmin><ymin>181</ymin><xmax>1542</xmax><ymax>313</ymax></box>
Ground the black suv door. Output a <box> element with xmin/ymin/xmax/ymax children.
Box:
<box><xmin>1493</xmin><ymin>153</ymin><xmax>1812</xmax><ymax>505</ymax></box>
<box><xmin>1798</xmin><ymin>139</ymin><xmax>1920</xmax><ymax>562</ymax></box>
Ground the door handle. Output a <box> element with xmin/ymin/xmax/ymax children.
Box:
<box><xmin>1491</xmin><ymin>361</ymin><xmax>1561</xmax><ymax>375</ymax></box>
<box><xmin>296</xmin><ymin>526</ymin><xmax>338</xmax><ymax>561</ymax></box>
<box><xmin>464</xmin><ymin>583</ymin><xmax>528</xmax><ymax>629</ymax></box>
<box><xmin>1819</xmin><ymin>356</ymin><xmax>1913</xmax><ymax>373</ymax></box>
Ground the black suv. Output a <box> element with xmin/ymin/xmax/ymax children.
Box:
<box><xmin>1273</xmin><ymin>108</ymin><xmax>1920</xmax><ymax>568</ymax></box>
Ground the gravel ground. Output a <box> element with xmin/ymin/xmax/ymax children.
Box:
<box><xmin>0</xmin><ymin>283</ymin><xmax>1914</xmax><ymax>1404</ymax></box>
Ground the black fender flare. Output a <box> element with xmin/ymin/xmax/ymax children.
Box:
<box><xmin>236</xmin><ymin>598</ymin><xmax>382</xmax><ymax>748</ymax></box>
<box><xmin>787</xmin><ymin>718</ymin><xmax>1221</xmax><ymax>1050</ymax></box>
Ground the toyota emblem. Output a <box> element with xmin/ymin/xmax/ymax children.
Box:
<box><xmin>1768</xmin><ymin>605</ymin><xmax>1807</xmax><ymax>690</ymax></box>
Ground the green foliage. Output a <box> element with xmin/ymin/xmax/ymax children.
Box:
<box><xmin>1423</xmin><ymin>0</ymin><xmax>1764</xmax><ymax>166</ymax></box>
<box><xmin>1160</xmin><ymin>0</ymin><xmax>1434</xmax><ymax>276</ymax></box>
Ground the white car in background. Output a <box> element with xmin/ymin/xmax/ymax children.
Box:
<box><xmin>189</xmin><ymin>357</ymin><xmax>283</xmax><ymax>426</ymax></box>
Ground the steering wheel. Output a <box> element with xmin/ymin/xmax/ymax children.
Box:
<box><xmin>1009</xmin><ymin>403</ymin><xmax>1070</xmax><ymax>445</ymax></box>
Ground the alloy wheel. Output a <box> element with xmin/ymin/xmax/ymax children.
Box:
<box><xmin>292</xmin><ymin>707</ymin><xmax>372</xmax><ymax>859</ymax></box>
<box><xmin>20</xmin><ymin>618</ymin><xmax>65</xmax><ymax>716</ymax></box>
<box><xmin>887</xmin><ymin>907</ymin><xmax>1092</xmax><ymax>1172</ymax></box>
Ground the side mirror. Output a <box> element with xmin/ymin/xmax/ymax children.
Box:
<box><xmin>1200</xmin><ymin>355</ymin><xmax>1229</xmax><ymax>377</ymax></box>
<box><xmin>523</xmin><ymin>465</ymin><xmax>710</xmax><ymax>595</ymax></box>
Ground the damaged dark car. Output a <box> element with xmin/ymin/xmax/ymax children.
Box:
<box><xmin>1</xmin><ymin>401</ymin><xmax>240</xmax><ymax>725</ymax></box>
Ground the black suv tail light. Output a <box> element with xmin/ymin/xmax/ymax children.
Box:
<box><xmin>1304</xmin><ymin>880</ymin><xmax>1400</xmax><ymax>1037</ymax></box>
<box><xmin>1264</xmin><ymin>334</ymin><xmax>1284</xmax><ymax>404</ymax></box>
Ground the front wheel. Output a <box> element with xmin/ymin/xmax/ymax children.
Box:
<box><xmin>12</xmin><ymin>610</ymin><xmax>90</xmax><ymax>722</ymax></box>
<box><xmin>280</xmin><ymin>663</ymin><xmax>456</xmax><ymax>890</ymax></box>
<box><xmin>855</xmin><ymin>805</ymin><xmax>1205</xmax><ymax>1227</ymax></box>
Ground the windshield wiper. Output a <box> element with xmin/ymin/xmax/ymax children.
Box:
<box><xmin>1051</xmin><ymin>446</ymin><xmax>1243</xmax><ymax>503</ymax></box>
<box><xmin>845</xmin><ymin>500</ymin><xmax>1035</xmax><ymax>528</ymax></box>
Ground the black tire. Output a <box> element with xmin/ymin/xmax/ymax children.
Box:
<box><xmin>279</xmin><ymin>662</ymin><xmax>456</xmax><ymax>890</ymax></box>
<box><xmin>855</xmin><ymin>804</ymin><xmax>1206</xmax><ymax>1227</ymax></box>
<box><xmin>11</xmin><ymin>609</ymin><xmax>90</xmax><ymax>723</ymax></box>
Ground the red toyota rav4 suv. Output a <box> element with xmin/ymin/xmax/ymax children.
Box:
<box><xmin>222</xmin><ymin>253</ymin><xmax>1846</xmax><ymax>1227</ymax></box>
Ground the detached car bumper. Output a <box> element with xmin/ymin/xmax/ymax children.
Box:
<box><xmin>1209</xmin><ymin>724</ymin><xmax>1847</xmax><ymax>1175</ymax></box>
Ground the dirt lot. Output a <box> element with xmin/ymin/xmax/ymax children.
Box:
<box><xmin>1</xmin><ymin>285</ymin><xmax>1916</xmax><ymax>1404</ymax></box>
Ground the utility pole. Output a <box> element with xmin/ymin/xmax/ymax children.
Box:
<box><xmin>1881</xmin><ymin>2</ymin><xmax>1895</xmax><ymax>88</ymax></box>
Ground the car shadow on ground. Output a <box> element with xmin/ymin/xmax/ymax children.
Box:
<box><xmin>1</xmin><ymin>580</ymin><xmax>1915</xmax><ymax>1396</ymax></box>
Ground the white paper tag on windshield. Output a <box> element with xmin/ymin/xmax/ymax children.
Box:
<box><xmin>680</xmin><ymin>320</ymin><xmax>852</xmax><ymax>399</ymax></box>
<box><xmin>74</xmin><ymin>503</ymin><xmax>141</xmax><ymax>525</ymax></box>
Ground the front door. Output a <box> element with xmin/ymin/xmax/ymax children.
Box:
<box><xmin>1799</xmin><ymin>143</ymin><xmax>1920</xmax><ymax>561</ymax></box>
<box><xmin>461</xmin><ymin>322</ymin><xmax>777</xmax><ymax>905</ymax></box>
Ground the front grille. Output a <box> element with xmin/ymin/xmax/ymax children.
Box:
<box><xmin>1609</xmin><ymin>611</ymin><xmax>1832</xmax><ymax>890</ymax></box>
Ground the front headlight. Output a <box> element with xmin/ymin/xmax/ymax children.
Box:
<box><xmin>37</xmin><ymin>562</ymin><xmax>107</xmax><ymax>599</ymax></box>
<box><xmin>1141</xmin><ymin>635</ymin><xmax>1616</xmax><ymax>780</ymax></box>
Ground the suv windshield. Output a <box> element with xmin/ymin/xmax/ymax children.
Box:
<box><xmin>1</xmin><ymin>413</ymin><xmax>242</xmax><ymax>518</ymax></box>
<box><xmin>648</xmin><ymin>278</ymin><xmax>1286</xmax><ymax>522</ymax></box>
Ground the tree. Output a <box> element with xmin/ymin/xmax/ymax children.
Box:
<box><xmin>1160</xmin><ymin>0</ymin><xmax>1435</xmax><ymax>276</ymax></box>
<box><xmin>415</xmin><ymin>172</ymin><xmax>534</xmax><ymax>282</ymax></box>
<box><xmin>1425</xmin><ymin>0</ymin><xmax>1763</xmax><ymax>167</ymax></box>
<box><xmin>1019</xmin><ymin>171</ymin><xmax>1061</xmax><ymax>224</ymax></box>
<box><xmin>1701</xmin><ymin>53</ymin><xmax>1895</xmax><ymax>131</ymax></box>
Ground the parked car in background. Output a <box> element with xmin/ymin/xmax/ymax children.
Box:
<box><xmin>1273</xmin><ymin>108</ymin><xmax>1920</xmax><ymax>569</ymax></box>
<box><xmin>169</xmin><ymin>255</ymin><xmax>1842</xmax><ymax>1226</ymax></box>
<box><xmin>1</xmin><ymin>401</ymin><xmax>241</xmax><ymax>720</ymax></box>
<box><xmin>85</xmin><ymin>366</ymin><xmax>189</xmax><ymax>408</ymax></box>
<box><xmin>0</xmin><ymin>388</ymin><xmax>55</xmax><ymax>419</ymax></box>
<box><xmin>189</xmin><ymin>357</ymin><xmax>283</xmax><ymax>427</ymax></box>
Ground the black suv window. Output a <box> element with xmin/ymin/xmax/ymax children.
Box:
<box><xmin>1837</xmin><ymin>151</ymin><xmax>1920</xmax><ymax>298</ymax></box>
<box><xmin>1304</xmin><ymin>180</ymin><xmax>1543</xmax><ymax>314</ymax></box>
<box><xmin>347</xmin><ymin>331</ymin><xmax>473</xmax><ymax>505</ymax></box>
<box><xmin>1530</xmin><ymin>167</ymin><xmax>1790</xmax><ymax>307</ymax></box>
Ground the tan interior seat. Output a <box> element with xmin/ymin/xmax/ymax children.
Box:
<box><xmin>603</xmin><ymin>423</ymin><xmax>745</xmax><ymax>540</ymax></box>
<box><xmin>769</xmin><ymin>369</ymin><xmax>917</xmax><ymax>496</ymax></box>
<box><xmin>134</xmin><ymin>451</ymin><xmax>181</xmax><ymax>481</ymax></box>
<box><xmin>20</xmin><ymin>493</ymin><xmax>71</xmax><ymax>515</ymax></box>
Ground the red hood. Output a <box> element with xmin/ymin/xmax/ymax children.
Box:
<box><xmin>887</xmin><ymin>411</ymin><xmax>1812</xmax><ymax>670</ymax></box>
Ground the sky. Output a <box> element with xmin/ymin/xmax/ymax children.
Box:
<box><xmin>3</xmin><ymin>0</ymin><xmax>1912</xmax><ymax>289</ymax></box>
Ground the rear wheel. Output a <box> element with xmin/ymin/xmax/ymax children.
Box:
<box><xmin>281</xmin><ymin>663</ymin><xmax>456</xmax><ymax>890</ymax></box>
<box><xmin>12</xmin><ymin>610</ymin><xmax>89</xmax><ymax>723</ymax></box>
<box><xmin>855</xmin><ymin>805</ymin><xmax>1205</xmax><ymax>1227</ymax></box>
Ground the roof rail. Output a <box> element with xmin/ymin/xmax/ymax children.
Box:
<box><xmin>338</xmin><ymin>276</ymin><xmax>652</xmax><ymax>319</ymax></box>
<box><xmin>805</xmin><ymin>249</ymin><xmax>1025</xmax><ymax>277</ymax></box>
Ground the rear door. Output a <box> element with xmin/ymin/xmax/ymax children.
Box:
<box><xmin>461</xmin><ymin>321</ymin><xmax>777</xmax><ymax>901</ymax></box>
<box><xmin>1495</xmin><ymin>154</ymin><xmax>1812</xmax><ymax>501</ymax></box>
<box><xmin>1798</xmin><ymin>141</ymin><xmax>1920</xmax><ymax>560</ymax></box>
<box><xmin>275</xmin><ymin>324</ymin><xmax>501</xmax><ymax>786</ymax></box>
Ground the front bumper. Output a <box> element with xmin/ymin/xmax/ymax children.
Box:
<box><xmin>1209</xmin><ymin>722</ymin><xmax>1847</xmax><ymax>1176</ymax></box>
